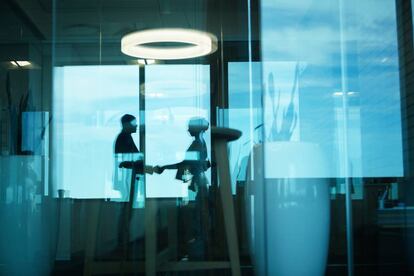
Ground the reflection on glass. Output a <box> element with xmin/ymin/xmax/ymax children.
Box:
<box><xmin>2</xmin><ymin>0</ymin><xmax>414</xmax><ymax>274</ymax></box>
<box><xmin>53</xmin><ymin>65</ymin><xmax>140</xmax><ymax>198</ymax></box>
<box><xmin>261</xmin><ymin>0</ymin><xmax>403</xmax><ymax>178</ymax></box>
<box><xmin>154</xmin><ymin>117</ymin><xmax>211</xmax><ymax>258</ymax></box>
<box><xmin>145</xmin><ymin>64</ymin><xmax>210</xmax><ymax>198</ymax></box>
<box><xmin>263</xmin><ymin>62</ymin><xmax>300</xmax><ymax>143</ymax></box>
<box><xmin>154</xmin><ymin>117</ymin><xmax>210</xmax><ymax>192</ymax></box>
<box><xmin>254</xmin><ymin>0</ymin><xmax>406</xmax><ymax>275</ymax></box>
<box><xmin>228</xmin><ymin>62</ymin><xmax>262</xmax><ymax>190</ymax></box>
<box><xmin>114</xmin><ymin>114</ymin><xmax>145</xmax><ymax>203</ymax></box>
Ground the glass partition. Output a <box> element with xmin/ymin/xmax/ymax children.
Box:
<box><xmin>1</xmin><ymin>0</ymin><xmax>414</xmax><ymax>275</ymax></box>
<box><xmin>145</xmin><ymin>64</ymin><xmax>211</xmax><ymax>198</ymax></box>
<box><xmin>52</xmin><ymin>65</ymin><xmax>140</xmax><ymax>199</ymax></box>
<box><xmin>258</xmin><ymin>0</ymin><xmax>410</xmax><ymax>275</ymax></box>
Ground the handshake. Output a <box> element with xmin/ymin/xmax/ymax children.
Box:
<box><xmin>153</xmin><ymin>165</ymin><xmax>165</xmax><ymax>174</ymax></box>
<box><xmin>118</xmin><ymin>160</ymin><xmax>155</xmax><ymax>175</ymax></box>
<box><xmin>119</xmin><ymin>160</ymin><xmax>213</xmax><ymax>176</ymax></box>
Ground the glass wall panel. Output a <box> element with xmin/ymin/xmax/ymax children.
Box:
<box><xmin>0</xmin><ymin>1</ymin><xmax>55</xmax><ymax>275</ymax></box>
<box><xmin>52</xmin><ymin>65</ymin><xmax>140</xmax><ymax>199</ymax></box>
<box><xmin>228</xmin><ymin>61</ymin><xmax>263</xmax><ymax>274</ymax></box>
<box><xmin>2</xmin><ymin>0</ymin><xmax>414</xmax><ymax>275</ymax></box>
<box><xmin>145</xmin><ymin>64</ymin><xmax>211</xmax><ymax>198</ymax></box>
<box><xmin>258</xmin><ymin>0</ymin><xmax>411</xmax><ymax>275</ymax></box>
<box><xmin>228</xmin><ymin>62</ymin><xmax>262</xmax><ymax>190</ymax></box>
<box><xmin>261</xmin><ymin>0</ymin><xmax>403</xmax><ymax>177</ymax></box>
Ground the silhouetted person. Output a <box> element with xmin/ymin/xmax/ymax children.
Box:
<box><xmin>154</xmin><ymin>117</ymin><xmax>210</xmax><ymax>190</ymax></box>
<box><xmin>115</xmin><ymin>114</ymin><xmax>144</xmax><ymax>172</ymax></box>
<box><xmin>115</xmin><ymin>114</ymin><xmax>139</xmax><ymax>154</ymax></box>
<box><xmin>154</xmin><ymin>117</ymin><xmax>211</xmax><ymax>259</ymax></box>
<box><xmin>113</xmin><ymin>114</ymin><xmax>142</xmax><ymax>247</ymax></box>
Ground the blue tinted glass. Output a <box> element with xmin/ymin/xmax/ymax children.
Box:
<box><xmin>228</xmin><ymin>62</ymin><xmax>263</xmax><ymax>187</ymax></box>
<box><xmin>145</xmin><ymin>64</ymin><xmax>211</xmax><ymax>198</ymax></box>
<box><xmin>53</xmin><ymin>65</ymin><xmax>140</xmax><ymax>198</ymax></box>
<box><xmin>261</xmin><ymin>0</ymin><xmax>403</xmax><ymax>177</ymax></box>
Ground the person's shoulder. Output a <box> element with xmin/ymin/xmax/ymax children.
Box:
<box><xmin>115</xmin><ymin>132</ymin><xmax>127</xmax><ymax>152</ymax></box>
<box><xmin>116</xmin><ymin>132</ymin><xmax>131</xmax><ymax>142</ymax></box>
<box><xmin>117</xmin><ymin>132</ymin><xmax>128</xmax><ymax>138</ymax></box>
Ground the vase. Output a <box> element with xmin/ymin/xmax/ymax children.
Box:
<box><xmin>245</xmin><ymin>142</ymin><xmax>330</xmax><ymax>276</ymax></box>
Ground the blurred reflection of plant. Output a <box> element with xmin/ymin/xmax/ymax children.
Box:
<box><xmin>5</xmin><ymin>71</ymin><xmax>31</xmax><ymax>154</ymax></box>
<box><xmin>267</xmin><ymin>64</ymin><xmax>300</xmax><ymax>142</ymax></box>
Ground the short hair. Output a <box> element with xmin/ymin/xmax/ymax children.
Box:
<box><xmin>121</xmin><ymin>114</ymin><xmax>136</xmax><ymax>125</ymax></box>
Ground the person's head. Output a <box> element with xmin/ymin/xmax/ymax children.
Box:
<box><xmin>188</xmin><ymin>117</ymin><xmax>209</xmax><ymax>137</ymax></box>
<box><xmin>121</xmin><ymin>114</ymin><xmax>138</xmax><ymax>133</ymax></box>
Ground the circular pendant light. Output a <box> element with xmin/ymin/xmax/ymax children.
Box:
<box><xmin>121</xmin><ymin>28</ymin><xmax>218</xmax><ymax>60</ymax></box>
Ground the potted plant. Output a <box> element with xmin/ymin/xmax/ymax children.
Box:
<box><xmin>245</xmin><ymin>64</ymin><xmax>330</xmax><ymax>276</ymax></box>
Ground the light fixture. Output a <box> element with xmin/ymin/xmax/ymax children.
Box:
<box><xmin>10</xmin><ymin>60</ymin><xmax>31</xmax><ymax>67</ymax></box>
<box><xmin>121</xmin><ymin>28</ymin><xmax>218</xmax><ymax>60</ymax></box>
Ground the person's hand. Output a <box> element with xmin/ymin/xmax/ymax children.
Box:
<box><xmin>119</xmin><ymin>161</ymin><xmax>129</xmax><ymax>168</ymax></box>
<box><xmin>154</xmin><ymin>166</ymin><xmax>165</xmax><ymax>174</ymax></box>
<box><xmin>144</xmin><ymin>165</ymin><xmax>154</xmax><ymax>175</ymax></box>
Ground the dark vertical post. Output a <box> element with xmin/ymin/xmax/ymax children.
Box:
<box><xmin>140</xmin><ymin>64</ymin><xmax>157</xmax><ymax>276</ymax></box>
<box><xmin>396</xmin><ymin>0</ymin><xmax>414</xmax><ymax>187</ymax></box>
<box><xmin>139</xmin><ymin>65</ymin><xmax>146</xmax><ymax>154</ymax></box>
<box><xmin>396</xmin><ymin>0</ymin><xmax>414</xmax><ymax>273</ymax></box>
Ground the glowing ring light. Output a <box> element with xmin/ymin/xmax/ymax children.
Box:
<box><xmin>121</xmin><ymin>28</ymin><xmax>218</xmax><ymax>60</ymax></box>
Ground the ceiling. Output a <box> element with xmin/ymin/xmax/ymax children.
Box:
<box><xmin>1</xmin><ymin>0</ymin><xmax>259</xmax><ymax>65</ymax></box>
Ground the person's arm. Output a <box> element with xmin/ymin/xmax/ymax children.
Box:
<box><xmin>154</xmin><ymin>162</ymin><xmax>181</xmax><ymax>174</ymax></box>
<box><xmin>155</xmin><ymin>159</ymin><xmax>211</xmax><ymax>174</ymax></box>
<box><xmin>119</xmin><ymin>160</ymin><xmax>143</xmax><ymax>169</ymax></box>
